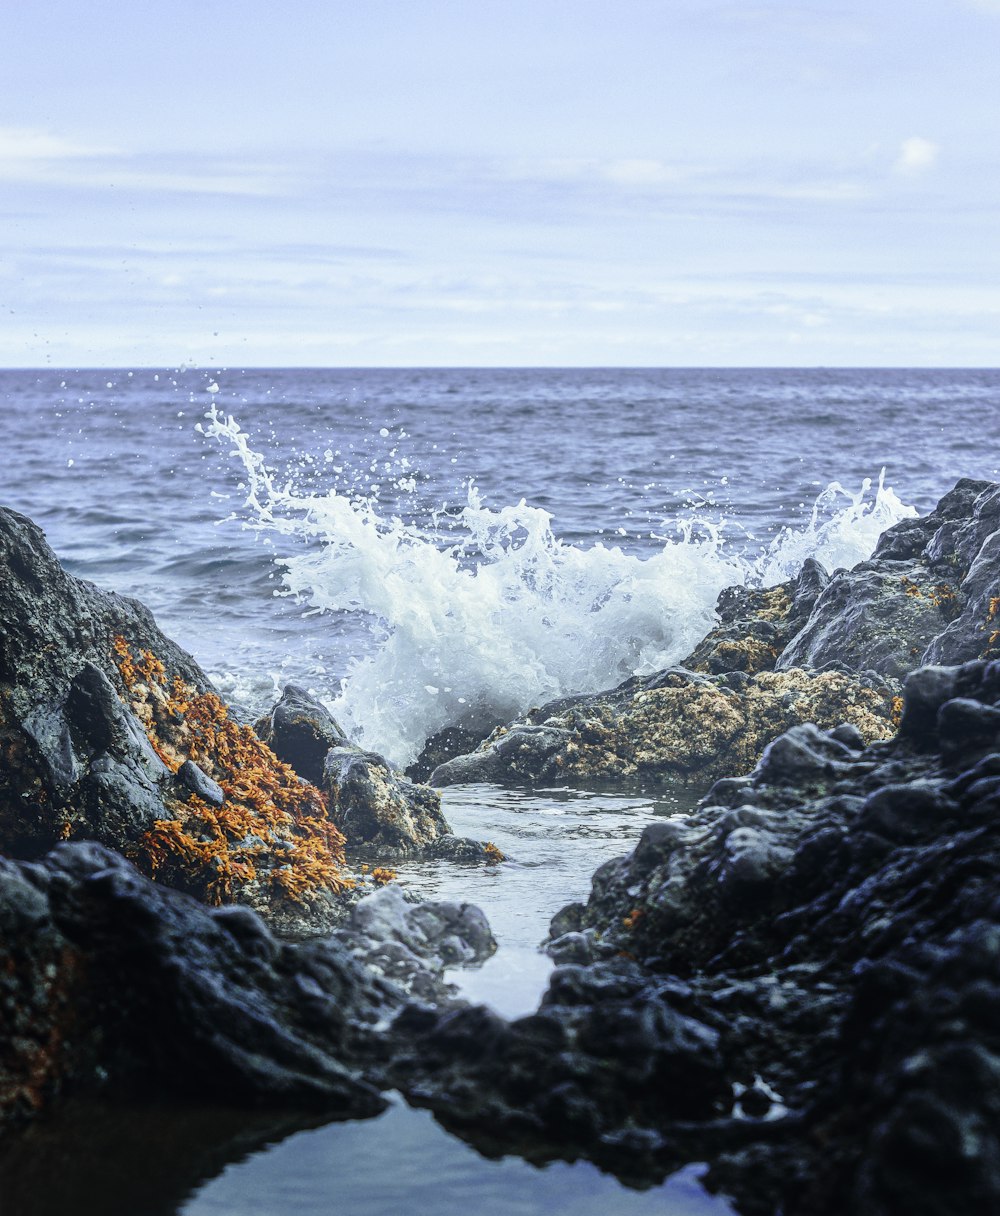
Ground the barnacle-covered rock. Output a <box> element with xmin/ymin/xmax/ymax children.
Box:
<box><xmin>431</xmin><ymin>665</ymin><xmax>897</xmax><ymax>788</ymax></box>
<box><xmin>682</xmin><ymin>556</ymin><xmax>828</xmax><ymax>675</ymax></box>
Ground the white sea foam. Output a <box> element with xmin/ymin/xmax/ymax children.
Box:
<box><xmin>754</xmin><ymin>472</ymin><xmax>916</xmax><ymax>584</ymax></box>
<box><xmin>201</xmin><ymin>409</ymin><xmax>916</xmax><ymax>766</ymax></box>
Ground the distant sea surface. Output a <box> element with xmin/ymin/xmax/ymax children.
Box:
<box><xmin>2</xmin><ymin>367</ymin><xmax>997</xmax><ymax>748</ymax></box>
<box><xmin>2</xmin><ymin>367</ymin><xmax>998</xmax><ymax>1216</ymax></box>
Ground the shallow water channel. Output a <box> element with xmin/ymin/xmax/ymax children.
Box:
<box><xmin>182</xmin><ymin>781</ymin><xmax>734</xmax><ymax>1216</ymax></box>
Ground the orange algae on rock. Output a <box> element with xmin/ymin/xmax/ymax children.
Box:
<box><xmin>112</xmin><ymin>636</ymin><xmax>351</xmax><ymax>906</ymax></box>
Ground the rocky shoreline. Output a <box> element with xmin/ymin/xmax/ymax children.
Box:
<box><xmin>3</xmin><ymin>479</ymin><xmax>1000</xmax><ymax>1215</ymax></box>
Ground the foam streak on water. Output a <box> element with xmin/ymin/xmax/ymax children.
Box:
<box><xmin>202</xmin><ymin>407</ymin><xmax>915</xmax><ymax>766</ymax></box>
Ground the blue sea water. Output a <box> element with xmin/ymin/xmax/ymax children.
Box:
<box><xmin>3</xmin><ymin>367</ymin><xmax>998</xmax><ymax>757</ymax></box>
<box><xmin>2</xmin><ymin>367</ymin><xmax>999</xmax><ymax>1214</ymax></box>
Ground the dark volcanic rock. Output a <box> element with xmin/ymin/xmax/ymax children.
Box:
<box><xmin>334</xmin><ymin>883</ymin><xmax>496</xmax><ymax>1000</ymax></box>
<box><xmin>0</xmin><ymin>507</ymin><xmax>208</xmax><ymax>857</ymax></box>
<box><xmin>405</xmin><ymin>723</ymin><xmax>497</xmax><ymax>783</ymax></box>
<box><xmin>0</xmin><ymin>841</ymin><xmax>493</xmax><ymax>1131</ymax></box>
<box><xmin>683</xmin><ymin>557</ymin><xmax>829</xmax><ymax>675</ymax></box>
<box><xmin>397</xmin><ymin>659</ymin><xmax>1000</xmax><ymax>1214</ymax></box>
<box><xmin>778</xmin><ymin>478</ymin><xmax>1000</xmax><ymax>677</ymax></box>
<box><xmin>255</xmin><ymin>683</ymin><xmax>347</xmax><ymax>785</ymax></box>
<box><xmin>0</xmin><ymin>506</ymin><xmax>359</xmax><ymax>935</ymax></box>
<box><xmin>0</xmin><ymin>841</ymin><xmax>384</xmax><ymax>1125</ymax></box>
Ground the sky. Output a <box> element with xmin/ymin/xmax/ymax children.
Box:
<box><xmin>1</xmin><ymin>0</ymin><xmax>998</xmax><ymax>367</ymax></box>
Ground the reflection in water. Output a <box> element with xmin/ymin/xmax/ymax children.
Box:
<box><xmin>185</xmin><ymin>1099</ymin><xmax>732</xmax><ymax>1216</ymax></box>
<box><xmin>399</xmin><ymin>781</ymin><xmax>706</xmax><ymax>1016</ymax></box>
<box><xmin>0</xmin><ymin>1099</ymin><xmax>333</xmax><ymax>1216</ymax></box>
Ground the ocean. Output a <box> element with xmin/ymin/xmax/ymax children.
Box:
<box><xmin>2</xmin><ymin>366</ymin><xmax>999</xmax><ymax>1214</ymax></box>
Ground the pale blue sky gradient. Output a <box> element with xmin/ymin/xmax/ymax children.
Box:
<box><xmin>2</xmin><ymin>0</ymin><xmax>999</xmax><ymax>365</ymax></box>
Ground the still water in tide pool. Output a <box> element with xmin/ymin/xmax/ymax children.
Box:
<box><xmin>185</xmin><ymin>1101</ymin><xmax>728</xmax><ymax>1216</ymax></box>
<box><xmin>183</xmin><ymin>781</ymin><xmax>726</xmax><ymax>1216</ymax></box>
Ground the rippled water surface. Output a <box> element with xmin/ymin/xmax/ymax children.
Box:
<box><xmin>400</xmin><ymin>782</ymin><xmax>704</xmax><ymax>1016</ymax></box>
<box><xmin>3</xmin><ymin>367</ymin><xmax>998</xmax><ymax>725</ymax></box>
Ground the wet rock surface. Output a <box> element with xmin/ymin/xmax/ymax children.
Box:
<box><xmin>0</xmin><ymin>507</ymin><xmax>360</xmax><ymax>934</ymax></box>
<box><xmin>405</xmin><ymin>723</ymin><xmax>501</xmax><ymax>784</ymax></box>
<box><xmin>683</xmin><ymin>557</ymin><xmax>829</xmax><ymax>676</ymax></box>
<box><xmin>254</xmin><ymin>683</ymin><xmax>347</xmax><ymax>785</ymax></box>
<box><xmin>779</xmin><ymin>477</ymin><xmax>1000</xmax><ymax>676</ymax></box>
<box><xmin>334</xmin><ymin>883</ymin><xmax>496</xmax><ymax>1001</ymax></box>
<box><xmin>0</xmin><ymin>841</ymin><xmax>492</xmax><ymax>1130</ymax></box>
<box><xmin>0</xmin><ymin>507</ymin><xmax>208</xmax><ymax>857</ymax></box>
<box><xmin>401</xmin><ymin>658</ymin><xmax>1000</xmax><ymax>1214</ymax></box>
<box><xmin>324</xmin><ymin>744</ymin><xmax>498</xmax><ymax>862</ymax></box>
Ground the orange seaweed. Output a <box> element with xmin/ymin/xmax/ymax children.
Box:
<box><xmin>113</xmin><ymin>636</ymin><xmax>352</xmax><ymax>906</ymax></box>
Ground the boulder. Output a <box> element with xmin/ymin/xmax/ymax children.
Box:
<box><xmin>405</xmin><ymin>723</ymin><xmax>498</xmax><ymax>783</ymax></box>
<box><xmin>324</xmin><ymin>745</ymin><xmax>500</xmax><ymax>862</ymax></box>
<box><xmin>335</xmin><ymin>883</ymin><xmax>496</xmax><ymax>1000</ymax></box>
<box><xmin>254</xmin><ymin>684</ymin><xmax>347</xmax><ymax>786</ymax></box>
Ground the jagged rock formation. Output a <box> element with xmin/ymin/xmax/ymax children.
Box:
<box><xmin>397</xmin><ymin>657</ymin><xmax>1000</xmax><ymax>1215</ymax></box>
<box><xmin>683</xmin><ymin>555</ymin><xmax>830</xmax><ymax>675</ymax></box>
<box><xmin>5</xmin><ymin>481</ymin><xmax>1000</xmax><ymax>1216</ymax></box>
<box><xmin>0</xmin><ymin>506</ymin><xmax>356</xmax><ymax>935</ymax></box>
<box><xmin>0</xmin><ymin>841</ymin><xmax>492</xmax><ymax>1131</ymax></box>
<box><xmin>779</xmin><ymin>478</ymin><xmax>1000</xmax><ymax>676</ymax></box>
<box><xmin>336</xmin><ymin>883</ymin><xmax>495</xmax><ymax>999</ymax></box>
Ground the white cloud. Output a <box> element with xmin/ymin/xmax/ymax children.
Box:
<box><xmin>894</xmin><ymin>136</ymin><xmax>940</xmax><ymax>174</ymax></box>
<box><xmin>600</xmin><ymin>158</ymin><xmax>684</xmax><ymax>186</ymax></box>
<box><xmin>0</xmin><ymin>126</ymin><xmax>117</xmax><ymax>161</ymax></box>
<box><xmin>0</xmin><ymin>126</ymin><xmax>279</xmax><ymax>195</ymax></box>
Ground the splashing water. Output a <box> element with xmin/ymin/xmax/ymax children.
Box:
<box><xmin>200</xmin><ymin>408</ymin><xmax>916</xmax><ymax>766</ymax></box>
<box><xmin>755</xmin><ymin>472</ymin><xmax>916</xmax><ymax>583</ymax></box>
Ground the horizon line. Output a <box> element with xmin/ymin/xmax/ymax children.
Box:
<box><xmin>1</xmin><ymin>364</ymin><xmax>999</xmax><ymax>374</ymax></box>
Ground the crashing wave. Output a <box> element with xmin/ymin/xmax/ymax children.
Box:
<box><xmin>200</xmin><ymin>408</ymin><xmax>915</xmax><ymax>766</ymax></box>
